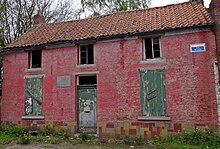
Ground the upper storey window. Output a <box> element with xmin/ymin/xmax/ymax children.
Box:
<box><xmin>79</xmin><ymin>44</ymin><xmax>94</xmax><ymax>64</ymax></box>
<box><xmin>29</xmin><ymin>50</ymin><xmax>42</xmax><ymax>68</ymax></box>
<box><xmin>144</xmin><ymin>37</ymin><xmax>161</xmax><ymax>59</ymax></box>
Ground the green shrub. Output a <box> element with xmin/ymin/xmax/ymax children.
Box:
<box><xmin>44</xmin><ymin>125</ymin><xmax>54</xmax><ymax>136</ymax></box>
<box><xmin>0</xmin><ymin>124</ymin><xmax>25</xmax><ymax>137</ymax></box>
<box><xmin>122</xmin><ymin>136</ymin><xmax>146</xmax><ymax>146</ymax></box>
<box><xmin>0</xmin><ymin>134</ymin><xmax>13</xmax><ymax>144</ymax></box>
<box><xmin>79</xmin><ymin>132</ymin><xmax>91</xmax><ymax>141</ymax></box>
<box><xmin>49</xmin><ymin>137</ymin><xmax>58</xmax><ymax>144</ymax></box>
<box><xmin>17</xmin><ymin>134</ymin><xmax>30</xmax><ymax>145</ymax></box>
<box><xmin>134</xmin><ymin>136</ymin><xmax>145</xmax><ymax>146</ymax></box>
<box><xmin>123</xmin><ymin>136</ymin><xmax>133</xmax><ymax>145</ymax></box>
<box><xmin>34</xmin><ymin>135</ymin><xmax>44</xmax><ymax>142</ymax></box>
<box><xmin>56</xmin><ymin>128</ymin><xmax>69</xmax><ymax>140</ymax></box>
<box><xmin>153</xmin><ymin>128</ymin><xmax>220</xmax><ymax>149</ymax></box>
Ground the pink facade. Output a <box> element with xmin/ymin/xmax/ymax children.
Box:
<box><xmin>1</xmin><ymin>30</ymin><xmax>218</xmax><ymax>132</ymax></box>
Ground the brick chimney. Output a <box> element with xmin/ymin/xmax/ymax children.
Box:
<box><xmin>33</xmin><ymin>14</ymin><xmax>46</xmax><ymax>26</ymax></box>
<box><xmin>190</xmin><ymin>0</ymin><xmax>204</xmax><ymax>5</ymax></box>
<box><xmin>209</xmin><ymin>0</ymin><xmax>220</xmax><ymax>58</ymax></box>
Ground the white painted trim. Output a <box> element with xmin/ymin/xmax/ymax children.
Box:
<box><xmin>143</xmin><ymin>37</ymin><xmax>162</xmax><ymax>60</ymax></box>
<box><xmin>213</xmin><ymin>61</ymin><xmax>220</xmax><ymax>125</ymax></box>
<box><xmin>22</xmin><ymin>116</ymin><xmax>44</xmax><ymax>120</ymax></box>
<box><xmin>140</xmin><ymin>58</ymin><xmax>166</xmax><ymax>64</ymax></box>
<box><xmin>139</xmin><ymin>67</ymin><xmax>165</xmax><ymax>71</ymax></box>
<box><xmin>143</xmin><ymin>38</ymin><xmax>146</xmax><ymax>59</ymax></box>
<box><xmin>74</xmin><ymin>71</ymin><xmax>99</xmax><ymax>75</ymax></box>
<box><xmin>123</xmin><ymin>36</ymin><xmax>138</xmax><ymax>40</ymax></box>
<box><xmin>159</xmin><ymin>37</ymin><xmax>162</xmax><ymax>58</ymax></box>
<box><xmin>76</xmin><ymin>64</ymin><xmax>96</xmax><ymax>68</ymax></box>
<box><xmin>151</xmin><ymin>38</ymin><xmax>154</xmax><ymax>58</ymax></box>
<box><xmin>25</xmin><ymin>68</ymin><xmax>44</xmax><ymax>72</ymax></box>
<box><xmin>137</xmin><ymin>116</ymin><xmax>171</xmax><ymax>121</ymax></box>
<box><xmin>165</xmin><ymin>28</ymin><xmax>211</xmax><ymax>36</ymax></box>
<box><xmin>97</xmin><ymin>36</ymin><xmax>138</xmax><ymax>44</ymax></box>
<box><xmin>24</xmin><ymin>74</ymin><xmax>45</xmax><ymax>78</ymax></box>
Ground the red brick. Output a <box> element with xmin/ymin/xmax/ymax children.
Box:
<box><xmin>129</xmin><ymin>129</ymin><xmax>136</xmax><ymax>135</ymax></box>
<box><xmin>174</xmin><ymin>124</ymin><xmax>182</xmax><ymax>132</ymax></box>
<box><xmin>37</xmin><ymin>121</ymin><xmax>45</xmax><ymax>124</ymax></box>
<box><xmin>1</xmin><ymin>31</ymin><xmax>218</xmax><ymax>132</ymax></box>
<box><xmin>106</xmin><ymin>123</ymin><xmax>114</xmax><ymax>128</ymax></box>
<box><xmin>131</xmin><ymin>122</ymin><xmax>141</xmax><ymax>126</ymax></box>
<box><xmin>121</xmin><ymin>127</ymin><xmax>125</xmax><ymax>135</ymax></box>
<box><xmin>151</xmin><ymin>131</ymin><xmax>157</xmax><ymax>137</ymax></box>
<box><xmin>99</xmin><ymin>127</ymin><xmax>102</xmax><ymax>137</ymax></box>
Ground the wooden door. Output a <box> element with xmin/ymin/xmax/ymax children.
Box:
<box><xmin>77</xmin><ymin>87</ymin><xmax>97</xmax><ymax>133</ymax></box>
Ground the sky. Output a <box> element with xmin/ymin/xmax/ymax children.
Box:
<box><xmin>74</xmin><ymin>0</ymin><xmax>212</xmax><ymax>8</ymax></box>
<box><xmin>151</xmin><ymin>0</ymin><xmax>211</xmax><ymax>8</ymax></box>
<box><xmin>73</xmin><ymin>0</ymin><xmax>212</xmax><ymax>18</ymax></box>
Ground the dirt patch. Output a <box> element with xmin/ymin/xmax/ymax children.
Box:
<box><xmin>1</xmin><ymin>141</ymin><xmax>157</xmax><ymax>149</ymax></box>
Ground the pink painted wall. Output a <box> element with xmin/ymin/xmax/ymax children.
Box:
<box><xmin>1</xmin><ymin>31</ymin><xmax>218</xmax><ymax>125</ymax></box>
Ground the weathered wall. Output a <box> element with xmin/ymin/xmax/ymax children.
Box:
<box><xmin>209</xmin><ymin>0</ymin><xmax>220</xmax><ymax>125</ymax></box>
<box><xmin>1</xmin><ymin>30</ymin><xmax>218</xmax><ymax>137</ymax></box>
<box><xmin>209</xmin><ymin>0</ymin><xmax>220</xmax><ymax>58</ymax></box>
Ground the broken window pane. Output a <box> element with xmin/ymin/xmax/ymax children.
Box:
<box><xmin>144</xmin><ymin>37</ymin><xmax>161</xmax><ymax>59</ymax></box>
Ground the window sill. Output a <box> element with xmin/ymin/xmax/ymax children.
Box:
<box><xmin>22</xmin><ymin>116</ymin><xmax>45</xmax><ymax>120</ymax></box>
<box><xmin>140</xmin><ymin>58</ymin><xmax>166</xmax><ymax>64</ymax></box>
<box><xmin>137</xmin><ymin>116</ymin><xmax>171</xmax><ymax>121</ymax></box>
<box><xmin>76</xmin><ymin>64</ymin><xmax>96</xmax><ymax>68</ymax></box>
<box><xmin>25</xmin><ymin>68</ymin><xmax>44</xmax><ymax>72</ymax></box>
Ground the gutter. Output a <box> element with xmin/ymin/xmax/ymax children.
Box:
<box><xmin>0</xmin><ymin>24</ymin><xmax>215</xmax><ymax>55</ymax></box>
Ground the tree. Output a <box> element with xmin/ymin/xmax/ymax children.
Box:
<box><xmin>81</xmin><ymin>0</ymin><xmax>151</xmax><ymax>16</ymax></box>
<box><xmin>0</xmin><ymin>0</ymin><xmax>81</xmax><ymax>47</ymax></box>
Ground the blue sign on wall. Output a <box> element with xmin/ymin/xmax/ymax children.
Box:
<box><xmin>190</xmin><ymin>43</ymin><xmax>206</xmax><ymax>53</ymax></box>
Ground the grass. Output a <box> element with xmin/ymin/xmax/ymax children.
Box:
<box><xmin>152</xmin><ymin>128</ymin><xmax>220</xmax><ymax>149</ymax></box>
<box><xmin>0</xmin><ymin>124</ymin><xmax>219</xmax><ymax>149</ymax></box>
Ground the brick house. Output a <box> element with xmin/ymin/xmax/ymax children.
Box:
<box><xmin>1</xmin><ymin>0</ymin><xmax>220</xmax><ymax>138</ymax></box>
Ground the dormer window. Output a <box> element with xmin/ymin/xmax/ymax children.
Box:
<box><xmin>144</xmin><ymin>37</ymin><xmax>161</xmax><ymax>59</ymax></box>
<box><xmin>29</xmin><ymin>50</ymin><xmax>42</xmax><ymax>68</ymax></box>
<box><xmin>79</xmin><ymin>44</ymin><xmax>94</xmax><ymax>64</ymax></box>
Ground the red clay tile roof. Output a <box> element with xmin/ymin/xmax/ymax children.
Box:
<box><xmin>6</xmin><ymin>1</ymin><xmax>214</xmax><ymax>49</ymax></box>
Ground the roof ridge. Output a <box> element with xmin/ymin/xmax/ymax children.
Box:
<box><xmin>6</xmin><ymin>1</ymin><xmax>214</xmax><ymax>49</ymax></box>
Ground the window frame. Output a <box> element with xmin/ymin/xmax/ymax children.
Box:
<box><xmin>29</xmin><ymin>50</ymin><xmax>42</xmax><ymax>69</ymax></box>
<box><xmin>143</xmin><ymin>37</ymin><xmax>162</xmax><ymax>60</ymax></box>
<box><xmin>78</xmin><ymin>44</ymin><xmax>94</xmax><ymax>65</ymax></box>
<box><xmin>76</xmin><ymin>74</ymin><xmax>97</xmax><ymax>86</ymax></box>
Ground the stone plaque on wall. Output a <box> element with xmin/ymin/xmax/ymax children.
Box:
<box><xmin>57</xmin><ymin>76</ymin><xmax>71</xmax><ymax>87</ymax></box>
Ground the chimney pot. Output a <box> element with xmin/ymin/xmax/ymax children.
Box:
<box><xmin>190</xmin><ymin>0</ymin><xmax>204</xmax><ymax>5</ymax></box>
<box><xmin>33</xmin><ymin>15</ymin><xmax>46</xmax><ymax>26</ymax></box>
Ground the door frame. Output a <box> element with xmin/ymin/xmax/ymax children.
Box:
<box><xmin>77</xmin><ymin>84</ymin><xmax>97</xmax><ymax>134</ymax></box>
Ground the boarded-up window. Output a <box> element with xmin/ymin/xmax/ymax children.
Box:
<box><xmin>139</xmin><ymin>68</ymin><xmax>166</xmax><ymax>116</ymax></box>
<box><xmin>25</xmin><ymin>77</ymin><xmax>43</xmax><ymax>116</ymax></box>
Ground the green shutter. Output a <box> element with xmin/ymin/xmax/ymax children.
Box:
<box><xmin>139</xmin><ymin>68</ymin><xmax>166</xmax><ymax>116</ymax></box>
<box><xmin>25</xmin><ymin>77</ymin><xmax>43</xmax><ymax>116</ymax></box>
